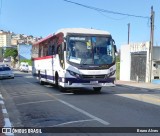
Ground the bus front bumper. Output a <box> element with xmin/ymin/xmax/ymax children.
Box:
<box><xmin>60</xmin><ymin>77</ymin><xmax>116</xmax><ymax>88</ymax></box>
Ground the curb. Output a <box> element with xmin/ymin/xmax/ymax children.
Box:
<box><xmin>0</xmin><ymin>93</ymin><xmax>14</xmax><ymax>136</ymax></box>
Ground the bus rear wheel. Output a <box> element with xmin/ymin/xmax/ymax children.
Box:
<box><xmin>55</xmin><ymin>73</ymin><xmax>59</xmax><ymax>88</ymax></box>
<box><xmin>39</xmin><ymin>73</ymin><xmax>45</xmax><ymax>85</ymax></box>
<box><xmin>93</xmin><ymin>87</ymin><xmax>102</xmax><ymax>93</ymax></box>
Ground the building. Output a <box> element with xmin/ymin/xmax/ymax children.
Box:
<box><xmin>120</xmin><ymin>42</ymin><xmax>160</xmax><ymax>83</ymax></box>
<box><xmin>0</xmin><ymin>30</ymin><xmax>12</xmax><ymax>59</ymax></box>
<box><xmin>0</xmin><ymin>47</ymin><xmax>3</xmax><ymax>60</ymax></box>
<box><xmin>0</xmin><ymin>30</ymin><xmax>12</xmax><ymax>47</ymax></box>
<box><xmin>11</xmin><ymin>33</ymin><xmax>41</xmax><ymax>46</ymax></box>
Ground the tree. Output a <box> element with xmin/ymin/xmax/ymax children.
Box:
<box><xmin>4</xmin><ymin>48</ymin><xmax>18</xmax><ymax>59</ymax></box>
<box><xmin>4</xmin><ymin>48</ymin><xmax>18</xmax><ymax>66</ymax></box>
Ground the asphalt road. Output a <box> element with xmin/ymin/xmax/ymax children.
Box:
<box><xmin>0</xmin><ymin>70</ymin><xmax>160</xmax><ymax>136</ymax></box>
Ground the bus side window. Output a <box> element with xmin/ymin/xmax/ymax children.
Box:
<box><xmin>52</xmin><ymin>46</ymin><xmax>55</xmax><ymax>55</ymax></box>
<box><xmin>39</xmin><ymin>46</ymin><xmax>41</xmax><ymax>57</ymax></box>
<box><xmin>58</xmin><ymin>45</ymin><xmax>65</xmax><ymax>69</ymax></box>
<box><xmin>43</xmin><ymin>46</ymin><xmax>48</xmax><ymax>56</ymax></box>
<box><xmin>47</xmin><ymin>44</ymin><xmax>52</xmax><ymax>55</ymax></box>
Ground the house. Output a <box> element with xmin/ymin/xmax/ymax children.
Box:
<box><xmin>120</xmin><ymin>42</ymin><xmax>160</xmax><ymax>83</ymax></box>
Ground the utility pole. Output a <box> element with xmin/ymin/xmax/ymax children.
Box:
<box><xmin>149</xmin><ymin>6</ymin><xmax>155</xmax><ymax>82</ymax></box>
<box><xmin>128</xmin><ymin>23</ymin><xmax>130</xmax><ymax>44</ymax></box>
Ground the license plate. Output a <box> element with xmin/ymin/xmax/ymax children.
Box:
<box><xmin>90</xmin><ymin>81</ymin><xmax>98</xmax><ymax>84</ymax></box>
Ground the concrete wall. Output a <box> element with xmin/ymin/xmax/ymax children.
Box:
<box><xmin>153</xmin><ymin>46</ymin><xmax>160</xmax><ymax>60</ymax></box>
<box><xmin>120</xmin><ymin>42</ymin><xmax>151</xmax><ymax>82</ymax></box>
<box><xmin>120</xmin><ymin>44</ymin><xmax>131</xmax><ymax>81</ymax></box>
<box><xmin>145</xmin><ymin>42</ymin><xmax>151</xmax><ymax>82</ymax></box>
<box><xmin>152</xmin><ymin>46</ymin><xmax>160</xmax><ymax>80</ymax></box>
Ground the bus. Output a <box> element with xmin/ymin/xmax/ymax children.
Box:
<box><xmin>32</xmin><ymin>28</ymin><xmax>117</xmax><ymax>92</ymax></box>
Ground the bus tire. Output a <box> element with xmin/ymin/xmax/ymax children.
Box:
<box><xmin>55</xmin><ymin>72</ymin><xmax>59</xmax><ymax>88</ymax></box>
<box><xmin>59</xmin><ymin>86</ymin><xmax>66</xmax><ymax>92</ymax></box>
<box><xmin>55</xmin><ymin>72</ymin><xmax>66</xmax><ymax>92</ymax></box>
<box><xmin>93</xmin><ymin>87</ymin><xmax>101</xmax><ymax>93</ymax></box>
<box><xmin>39</xmin><ymin>73</ymin><xmax>45</xmax><ymax>85</ymax></box>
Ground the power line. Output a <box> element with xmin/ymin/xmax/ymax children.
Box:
<box><xmin>97</xmin><ymin>10</ymin><xmax>129</xmax><ymax>21</ymax></box>
<box><xmin>64</xmin><ymin>0</ymin><xmax>149</xmax><ymax>19</ymax></box>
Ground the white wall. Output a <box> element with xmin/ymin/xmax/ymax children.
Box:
<box><xmin>152</xmin><ymin>46</ymin><xmax>160</xmax><ymax>80</ymax></box>
<box><xmin>145</xmin><ymin>42</ymin><xmax>150</xmax><ymax>82</ymax></box>
<box><xmin>120</xmin><ymin>44</ymin><xmax>131</xmax><ymax>81</ymax></box>
<box><xmin>153</xmin><ymin>47</ymin><xmax>160</xmax><ymax>60</ymax></box>
<box><xmin>120</xmin><ymin>42</ymin><xmax>151</xmax><ymax>82</ymax></box>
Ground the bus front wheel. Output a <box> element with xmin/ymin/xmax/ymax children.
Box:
<box><xmin>55</xmin><ymin>72</ymin><xmax>65</xmax><ymax>92</ymax></box>
<box><xmin>55</xmin><ymin>72</ymin><xmax>59</xmax><ymax>88</ymax></box>
<box><xmin>93</xmin><ymin>87</ymin><xmax>101</xmax><ymax>93</ymax></box>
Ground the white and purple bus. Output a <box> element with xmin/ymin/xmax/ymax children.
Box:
<box><xmin>32</xmin><ymin>28</ymin><xmax>117</xmax><ymax>92</ymax></box>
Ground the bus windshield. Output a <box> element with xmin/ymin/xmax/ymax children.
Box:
<box><xmin>66</xmin><ymin>35</ymin><xmax>115</xmax><ymax>65</ymax></box>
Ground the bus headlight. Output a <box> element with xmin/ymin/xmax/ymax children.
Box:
<box><xmin>67</xmin><ymin>70</ymin><xmax>81</xmax><ymax>78</ymax></box>
<box><xmin>105</xmin><ymin>70</ymin><xmax>116</xmax><ymax>78</ymax></box>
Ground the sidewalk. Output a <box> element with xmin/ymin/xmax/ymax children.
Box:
<box><xmin>0</xmin><ymin>92</ymin><xmax>13</xmax><ymax>136</ymax></box>
<box><xmin>115</xmin><ymin>80</ymin><xmax>160</xmax><ymax>106</ymax></box>
<box><xmin>115</xmin><ymin>80</ymin><xmax>160</xmax><ymax>90</ymax></box>
<box><xmin>0</xmin><ymin>94</ymin><xmax>5</xmax><ymax>136</ymax></box>
<box><xmin>0</xmin><ymin>105</ymin><xmax>4</xmax><ymax>127</ymax></box>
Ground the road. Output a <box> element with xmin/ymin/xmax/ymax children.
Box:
<box><xmin>0</xmin><ymin>70</ymin><xmax>160</xmax><ymax>136</ymax></box>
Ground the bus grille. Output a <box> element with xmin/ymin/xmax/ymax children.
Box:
<box><xmin>81</xmin><ymin>74</ymin><xmax>105</xmax><ymax>79</ymax></box>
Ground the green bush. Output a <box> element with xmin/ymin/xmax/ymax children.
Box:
<box><xmin>20</xmin><ymin>59</ymin><xmax>32</xmax><ymax>66</ymax></box>
<box><xmin>116</xmin><ymin>62</ymin><xmax>120</xmax><ymax>80</ymax></box>
<box><xmin>116</xmin><ymin>55</ymin><xmax>120</xmax><ymax>80</ymax></box>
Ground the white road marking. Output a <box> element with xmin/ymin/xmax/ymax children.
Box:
<box><xmin>0</xmin><ymin>100</ymin><xmax>4</xmax><ymax>104</ymax></box>
<box><xmin>4</xmin><ymin>118</ymin><xmax>12</xmax><ymax>127</ymax></box>
<box><xmin>53</xmin><ymin>119</ymin><xmax>95</xmax><ymax>127</ymax></box>
<box><xmin>16</xmin><ymin>99</ymin><xmax>56</xmax><ymax>106</ymax></box>
<box><xmin>24</xmin><ymin>76</ymin><xmax>33</xmax><ymax>78</ymax></box>
<box><xmin>12</xmin><ymin>92</ymin><xmax>73</xmax><ymax>98</ymax></box>
<box><xmin>50</xmin><ymin>96</ymin><xmax>110</xmax><ymax>126</ymax></box>
<box><xmin>0</xmin><ymin>94</ymin><xmax>3</xmax><ymax>99</ymax></box>
<box><xmin>24</xmin><ymin>81</ymin><xmax>37</xmax><ymax>86</ymax></box>
<box><xmin>12</xmin><ymin>92</ymin><xmax>49</xmax><ymax>98</ymax></box>
<box><xmin>54</xmin><ymin>93</ymin><xmax>74</xmax><ymax>95</ymax></box>
<box><xmin>4</xmin><ymin>118</ymin><xmax>14</xmax><ymax>135</ymax></box>
<box><xmin>61</xmin><ymin>101</ymin><xmax>110</xmax><ymax>126</ymax></box>
<box><xmin>3</xmin><ymin>118</ymin><xmax>14</xmax><ymax>136</ymax></box>
<box><xmin>2</xmin><ymin>109</ymin><xmax>7</xmax><ymax>114</ymax></box>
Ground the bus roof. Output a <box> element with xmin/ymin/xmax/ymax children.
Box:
<box><xmin>55</xmin><ymin>28</ymin><xmax>111</xmax><ymax>37</ymax></box>
<box><xmin>33</xmin><ymin>28</ymin><xmax>111</xmax><ymax>45</ymax></box>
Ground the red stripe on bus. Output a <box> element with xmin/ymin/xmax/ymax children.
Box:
<box><xmin>32</xmin><ymin>55</ymin><xmax>55</xmax><ymax>60</ymax></box>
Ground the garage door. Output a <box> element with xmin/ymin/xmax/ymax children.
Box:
<box><xmin>130</xmin><ymin>52</ymin><xmax>147</xmax><ymax>82</ymax></box>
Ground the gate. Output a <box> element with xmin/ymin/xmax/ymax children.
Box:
<box><xmin>130</xmin><ymin>52</ymin><xmax>147</xmax><ymax>82</ymax></box>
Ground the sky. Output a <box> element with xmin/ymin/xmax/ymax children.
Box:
<box><xmin>0</xmin><ymin>0</ymin><xmax>160</xmax><ymax>49</ymax></box>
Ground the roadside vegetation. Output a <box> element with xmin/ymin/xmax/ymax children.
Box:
<box><xmin>20</xmin><ymin>59</ymin><xmax>32</xmax><ymax>66</ymax></box>
<box><xmin>4</xmin><ymin>48</ymin><xmax>18</xmax><ymax>66</ymax></box>
<box><xmin>116</xmin><ymin>54</ymin><xmax>120</xmax><ymax>80</ymax></box>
